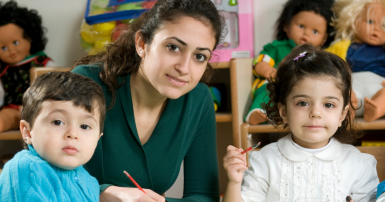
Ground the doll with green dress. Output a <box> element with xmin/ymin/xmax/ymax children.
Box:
<box><xmin>0</xmin><ymin>1</ymin><xmax>55</xmax><ymax>132</ymax></box>
<box><xmin>326</xmin><ymin>0</ymin><xmax>385</xmax><ymax>122</ymax></box>
<box><xmin>245</xmin><ymin>0</ymin><xmax>335</xmax><ymax>125</ymax></box>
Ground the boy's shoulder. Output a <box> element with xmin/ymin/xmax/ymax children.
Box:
<box><xmin>3</xmin><ymin>149</ymin><xmax>51</xmax><ymax>175</ymax></box>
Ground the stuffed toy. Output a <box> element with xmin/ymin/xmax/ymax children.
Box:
<box><xmin>245</xmin><ymin>0</ymin><xmax>335</xmax><ymax>125</ymax></box>
<box><xmin>326</xmin><ymin>0</ymin><xmax>385</xmax><ymax>122</ymax></box>
<box><xmin>0</xmin><ymin>1</ymin><xmax>54</xmax><ymax>132</ymax></box>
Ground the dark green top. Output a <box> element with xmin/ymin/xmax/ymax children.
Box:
<box><xmin>72</xmin><ymin>65</ymin><xmax>220</xmax><ymax>202</ymax></box>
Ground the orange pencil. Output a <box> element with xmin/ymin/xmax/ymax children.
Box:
<box><xmin>241</xmin><ymin>141</ymin><xmax>261</xmax><ymax>154</ymax></box>
<box><xmin>123</xmin><ymin>170</ymin><xmax>147</xmax><ymax>194</ymax></box>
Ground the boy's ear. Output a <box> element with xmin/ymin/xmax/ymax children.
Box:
<box><xmin>20</xmin><ymin>120</ymin><xmax>32</xmax><ymax>145</ymax></box>
<box><xmin>339</xmin><ymin>105</ymin><xmax>349</xmax><ymax>127</ymax></box>
<box><xmin>278</xmin><ymin>102</ymin><xmax>287</xmax><ymax>124</ymax></box>
<box><xmin>99</xmin><ymin>133</ymin><xmax>103</xmax><ymax>140</ymax></box>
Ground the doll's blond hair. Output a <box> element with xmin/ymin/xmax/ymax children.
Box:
<box><xmin>332</xmin><ymin>0</ymin><xmax>385</xmax><ymax>40</ymax></box>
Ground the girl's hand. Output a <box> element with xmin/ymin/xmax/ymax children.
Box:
<box><xmin>223</xmin><ymin>145</ymin><xmax>248</xmax><ymax>184</ymax></box>
<box><xmin>100</xmin><ymin>186</ymin><xmax>166</xmax><ymax>202</ymax></box>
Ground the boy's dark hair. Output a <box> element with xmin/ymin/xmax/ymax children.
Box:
<box><xmin>0</xmin><ymin>0</ymin><xmax>47</xmax><ymax>55</ymax></box>
<box><xmin>21</xmin><ymin>72</ymin><xmax>106</xmax><ymax>148</ymax></box>
<box><xmin>262</xmin><ymin>44</ymin><xmax>362</xmax><ymax>144</ymax></box>
<box><xmin>275</xmin><ymin>0</ymin><xmax>335</xmax><ymax>48</ymax></box>
<box><xmin>74</xmin><ymin>0</ymin><xmax>226</xmax><ymax>109</ymax></box>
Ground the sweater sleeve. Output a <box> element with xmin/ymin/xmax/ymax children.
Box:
<box><xmin>351</xmin><ymin>153</ymin><xmax>378</xmax><ymax>202</ymax></box>
<box><xmin>241</xmin><ymin>150</ymin><xmax>270</xmax><ymax>202</ymax></box>
<box><xmin>0</xmin><ymin>153</ymin><xmax>58</xmax><ymax>201</ymax></box>
<box><xmin>166</xmin><ymin>85</ymin><xmax>219</xmax><ymax>202</ymax></box>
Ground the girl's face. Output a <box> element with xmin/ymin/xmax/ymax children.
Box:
<box><xmin>0</xmin><ymin>24</ymin><xmax>31</xmax><ymax>64</ymax></box>
<box><xmin>354</xmin><ymin>3</ymin><xmax>385</xmax><ymax>45</ymax></box>
<box><xmin>284</xmin><ymin>11</ymin><xmax>328</xmax><ymax>47</ymax></box>
<box><xmin>278</xmin><ymin>76</ymin><xmax>349</xmax><ymax>149</ymax></box>
<box><xmin>136</xmin><ymin>16</ymin><xmax>215</xmax><ymax>99</ymax></box>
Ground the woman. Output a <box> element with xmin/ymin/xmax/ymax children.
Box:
<box><xmin>72</xmin><ymin>0</ymin><xmax>225</xmax><ymax>201</ymax></box>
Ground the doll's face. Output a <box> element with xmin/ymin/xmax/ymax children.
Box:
<box><xmin>0</xmin><ymin>23</ymin><xmax>31</xmax><ymax>64</ymax></box>
<box><xmin>354</xmin><ymin>3</ymin><xmax>385</xmax><ymax>46</ymax></box>
<box><xmin>284</xmin><ymin>11</ymin><xmax>328</xmax><ymax>47</ymax></box>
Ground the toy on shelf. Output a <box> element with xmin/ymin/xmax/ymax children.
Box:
<box><xmin>326</xmin><ymin>0</ymin><xmax>385</xmax><ymax>122</ymax></box>
<box><xmin>209</xmin><ymin>0</ymin><xmax>253</xmax><ymax>62</ymax></box>
<box><xmin>80</xmin><ymin>0</ymin><xmax>156</xmax><ymax>54</ymax></box>
<box><xmin>245</xmin><ymin>0</ymin><xmax>335</xmax><ymax>125</ymax></box>
<box><xmin>0</xmin><ymin>1</ymin><xmax>54</xmax><ymax>132</ymax></box>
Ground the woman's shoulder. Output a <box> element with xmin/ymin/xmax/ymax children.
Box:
<box><xmin>71</xmin><ymin>64</ymin><xmax>103</xmax><ymax>81</ymax></box>
<box><xmin>187</xmin><ymin>82</ymin><xmax>211</xmax><ymax>100</ymax></box>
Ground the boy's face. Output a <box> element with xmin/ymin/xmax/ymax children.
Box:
<box><xmin>22</xmin><ymin>100</ymin><xmax>102</xmax><ymax>170</ymax></box>
<box><xmin>284</xmin><ymin>11</ymin><xmax>328</xmax><ymax>47</ymax></box>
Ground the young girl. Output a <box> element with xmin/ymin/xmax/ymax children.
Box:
<box><xmin>246</xmin><ymin>0</ymin><xmax>335</xmax><ymax>125</ymax></box>
<box><xmin>325</xmin><ymin>0</ymin><xmax>385</xmax><ymax>122</ymax></box>
<box><xmin>223</xmin><ymin>45</ymin><xmax>379</xmax><ymax>202</ymax></box>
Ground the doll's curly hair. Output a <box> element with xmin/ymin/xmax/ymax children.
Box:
<box><xmin>332</xmin><ymin>0</ymin><xmax>385</xmax><ymax>41</ymax></box>
<box><xmin>262</xmin><ymin>44</ymin><xmax>362</xmax><ymax>144</ymax></box>
<box><xmin>275</xmin><ymin>0</ymin><xmax>335</xmax><ymax>48</ymax></box>
<box><xmin>0</xmin><ymin>0</ymin><xmax>47</xmax><ymax>55</ymax></box>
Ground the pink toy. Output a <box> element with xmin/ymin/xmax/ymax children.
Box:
<box><xmin>210</xmin><ymin>0</ymin><xmax>254</xmax><ymax>62</ymax></box>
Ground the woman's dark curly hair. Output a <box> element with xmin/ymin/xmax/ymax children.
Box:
<box><xmin>74</xmin><ymin>0</ymin><xmax>225</xmax><ymax>109</ymax></box>
<box><xmin>275</xmin><ymin>0</ymin><xmax>335</xmax><ymax>48</ymax></box>
<box><xmin>262</xmin><ymin>44</ymin><xmax>362</xmax><ymax>144</ymax></box>
<box><xmin>0</xmin><ymin>0</ymin><xmax>47</xmax><ymax>55</ymax></box>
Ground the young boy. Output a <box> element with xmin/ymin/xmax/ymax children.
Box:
<box><xmin>0</xmin><ymin>72</ymin><xmax>106</xmax><ymax>201</ymax></box>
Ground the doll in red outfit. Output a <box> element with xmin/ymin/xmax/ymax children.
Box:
<box><xmin>0</xmin><ymin>1</ymin><xmax>54</xmax><ymax>132</ymax></box>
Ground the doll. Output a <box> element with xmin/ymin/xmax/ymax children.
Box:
<box><xmin>245</xmin><ymin>0</ymin><xmax>335</xmax><ymax>125</ymax></box>
<box><xmin>0</xmin><ymin>1</ymin><xmax>54</xmax><ymax>132</ymax></box>
<box><xmin>326</xmin><ymin>0</ymin><xmax>385</xmax><ymax>122</ymax></box>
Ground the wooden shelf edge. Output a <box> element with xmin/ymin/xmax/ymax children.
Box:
<box><xmin>215</xmin><ymin>113</ymin><xmax>232</xmax><ymax>122</ymax></box>
<box><xmin>0</xmin><ymin>130</ymin><xmax>22</xmax><ymax>140</ymax></box>
<box><xmin>210</xmin><ymin>61</ymin><xmax>230</xmax><ymax>69</ymax></box>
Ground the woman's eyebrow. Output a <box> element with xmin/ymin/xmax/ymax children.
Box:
<box><xmin>166</xmin><ymin>37</ymin><xmax>212</xmax><ymax>53</ymax></box>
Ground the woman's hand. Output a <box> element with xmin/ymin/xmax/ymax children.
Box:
<box><xmin>223</xmin><ymin>145</ymin><xmax>248</xmax><ymax>185</ymax></box>
<box><xmin>100</xmin><ymin>186</ymin><xmax>166</xmax><ymax>202</ymax></box>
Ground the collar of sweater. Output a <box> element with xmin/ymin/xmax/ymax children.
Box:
<box><xmin>277</xmin><ymin>134</ymin><xmax>343</xmax><ymax>162</ymax></box>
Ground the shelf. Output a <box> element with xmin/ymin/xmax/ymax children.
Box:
<box><xmin>211</xmin><ymin>61</ymin><xmax>230</xmax><ymax>69</ymax></box>
<box><xmin>215</xmin><ymin>113</ymin><xmax>232</xmax><ymax>122</ymax></box>
<box><xmin>0</xmin><ymin>130</ymin><xmax>22</xmax><ymax>140</ymax></box>
<box><xmin>245</xmin><ymin>118</ymin><xmax>385</xmax><ymax>134</ymax></box>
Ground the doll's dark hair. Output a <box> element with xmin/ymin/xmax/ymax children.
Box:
<box><xmin>0</xmin><ymin>0</ymin><xmax>47</xmax><ymax>55</ymax></box>
<box><xmin>74</xmin><ymin>0</ymin><xmax>226</xmax><ymax>109</ymax></box>
<box><xmin>275</xmin><ymin>0</ymin><xmax>335</xmax><ymax>48</ymax></box>
<box><xmin>21</xmin><ymin>72</ymin><xmax>106</xmax><ymax>149</ymax></box>
<box><xmin>262</xmin><ymin>44</ymin><xmax>362</xmax><ymax>144</ymax></box>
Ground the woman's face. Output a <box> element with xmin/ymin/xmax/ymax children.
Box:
<box><xmin>354</xmin><ymin>3</ymin><xmax>385</xmax><ymax>45</ymax></box>
<box><xmin>138</xmin><ymin>16</ymin><xmax>216</xmax><ymax>99</ymax></box>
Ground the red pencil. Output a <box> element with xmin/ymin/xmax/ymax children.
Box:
<box><xmin>241</xmin><ymin>141</ymin><xmax>261</xmax><ymax>154</ymax></box>
<box><xmin>123</xmin><ymin>170</ymin><xmax>147</xmax><ymax>194</ymax></box>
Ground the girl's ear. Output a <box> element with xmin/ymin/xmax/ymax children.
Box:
<box><xmin>339</xmin><ymin>105</ymin><xmax>349</xmax><ymax>127</ymax></box>
<box><xmin>135</xmin><ymin>31</ymin><xmax>146</xmax><ymax>58</ymax></box>
<box><xmin>20</xmin><ymin>120</ymin><xmax>32</xmax><ymax>145</ymax></box>
<box><xmin>278</xmin><ymin>103</ymin><xmax>287</xmax><ymax>124</ymax></box>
